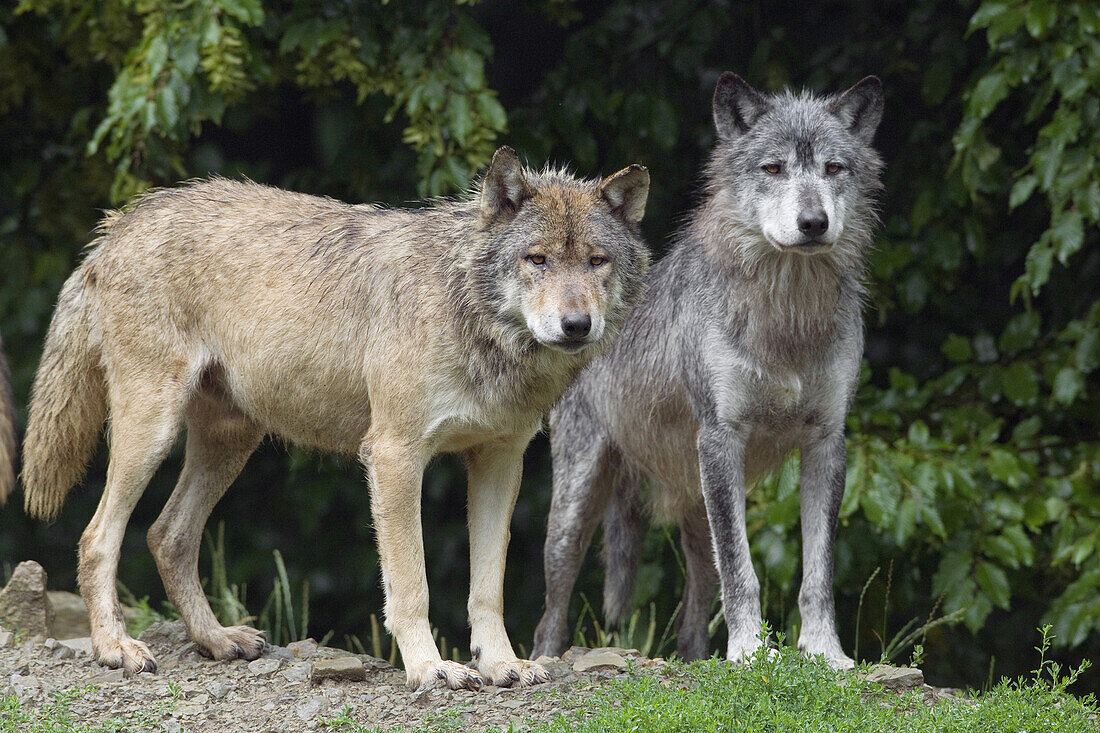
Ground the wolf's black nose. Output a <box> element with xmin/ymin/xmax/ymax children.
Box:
<box><xmin>561</xmin><ymin>313</ymin><xmax>592</xmax><ymax>339</ymax></box>
<box><xmin>797</xmin><ymin>208</ymin><xmax>829</xmax><ymax>236</ymax></box>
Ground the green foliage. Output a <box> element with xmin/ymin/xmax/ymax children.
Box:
<box><xmin>321</xmin><ymin>630</ymin><xmax>1098</xmax><ymax>732</ymax></box>
<box><xmin>14</xmin><ymin>0</ymin><xmax>507</xmax><ymax>199</ymax></box>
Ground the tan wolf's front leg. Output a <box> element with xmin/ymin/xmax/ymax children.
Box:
<box><xmin>465</xmin><ymin>437</ymin><xmax>549</xmax><ymax>687</ymax></box>
<box><xmin>362</xmin><ymin>435</ymin><xmax>483</xmax><ymax>691</ymax></box>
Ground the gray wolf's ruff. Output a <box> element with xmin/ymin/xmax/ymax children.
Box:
<box><xmin>21</xmin><ymin>147</ymin><xmax>650</xmax><ymax>690</ymax></box>
<box><xmin>532</xmin><ymin>74</ymin><xmax>884</xmax><ymax>668</ymax></box>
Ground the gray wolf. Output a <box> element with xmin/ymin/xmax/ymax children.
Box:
<box><xmin>532</xmin><ymin>74</ymin><xmax>884</xmax><ymax>669</ymax></box>
<box><xmin>0</xmin><ymin>337</ymin><xmax>14</xmax><ymax>504</ymax></box>
<box><xmin>21</xmin><ymin>147</ymin><xmax>650</xmax><ymax>689</ymax></box>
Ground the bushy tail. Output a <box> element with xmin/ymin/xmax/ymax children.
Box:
<box><xmin>22</xmin><ymin>273</ymin><xmax>106</xmax><ymax>520</ymax></box>
<box><xmin>601</xmin><ymin>481</ymin><xmax>644</xmax><ymax>624</ymax></box>
<box><xmin>0</xmin><ymin>338</ymin><xmax>15</xmax><ymax>506</ymax></box>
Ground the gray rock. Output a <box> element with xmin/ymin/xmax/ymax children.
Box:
<box><xmin>533</xmin><ymin>656</ymin><xmax>572</xmax><ymax>679</ymax></box>
<box><xmin>46</xmin><ymin>590</ymin><xmax>91</xmax><ymax>639</ymax></box>
<box><xmin>0</xmin><ymin>628</ymin><xmax>13</xmax><ymax>648</ymax></box>
<box><xmin>206</xmin><ymin>681</ymin><xmax>232</xmax><ymax>699</ymax></box>
<box><xmin>175</xmin><ymin>701</ymin><xmax>205</xmax><ymax>716</ymax></box>
<box><xmin>280</xmin><ymin>663</ymin><xmax>312</xmax><ymax>683</ymax></box>
<box><xmin>0</xmin><ymin>561</ymin><xmax>54</xmax><ymax>638</ymax></box>
<box><xmin>248</xmin><ymin>658</ymin><xmax>283</xmax><ymax>676</ymax></box>
<box><xmin>50</xmin><ymin>643</ymin><xmax>75</xmax><ymax>660</ymax></box>
<box><xmin>138</xmin><ymin>620</ymin><xmax>190</xmax><ymax>651</ymax></box>
<box><xmin>263</xmin><ymin>645</ymin><xmax>295</xmax><ymax>662</ymax></box>
<box><xmin>311</xmin><ymin>657</ymin><xmax>367</xmax><ymax>682</ymax></box>
<box><xmin>9</xmin><ymin>673</ymin><xmax>41</xmax><ymax>698</ymax></box>
<box><xmin>287</xmin><ymin>638</ymin><xmax>319</xmax><ymax>659</ymax></box>
<box><xmin>572</xmin><ymin>650</ymin><xmax>626</xmax><ymax>672</ymax></box>
<box><xmin>296</xmin><ymin>695</ymin><xmax>331</xmax><ymax>721</ymax></box>
<box><xmin>87</xmin><ymin>669</ymin><xmax>126</xmax><ymax>685</ymax></box>
<box><xmin>61</xmin><ymin>637</ymin><xmax>93</xmax><ymax>656</ymax></box>
<box><xmin>864</xmin><ymin>664</ymin><xmax>925</xmax><ymax>691</ymax></box>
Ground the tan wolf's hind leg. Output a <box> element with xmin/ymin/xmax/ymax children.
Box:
<box><xmin>148</xmin><ymin>391</ymin><xmax>264</xmax><ymax>662</ymax></box>
<box><xmin>466</xmin><ymin>437</ymin><xmax>549</xmax><ymax>687</ymax></box>
<box><xmin>80</xmin><ymin>378</ymin><xmax>184</xmax><ymax>674</ymax></box>
<box><xmin>363</xmin><ymin>435</ymin><xmax>483</xmax><ymax>691</ymax></box>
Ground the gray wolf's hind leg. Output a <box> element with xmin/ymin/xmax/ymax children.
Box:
<box><xmin>532</xmin><ymin>413</ymin><xmax>618</xmax><ymax>659</ymax></box>
<box><xmin>80</xmin><ymin>376</ymin><xmax>184</xmax><ymax>674</ymax></box>
<box><xmin>676</xmin><ymin>499</ymin><xmax>719</xmax><ymax>661</ymax></box>
<box><xmin>147</xmin><ymin>389</ymin><xmax>264</xmax><ymax>662</ymax></box>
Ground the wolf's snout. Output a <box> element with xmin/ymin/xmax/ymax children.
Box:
<box><xmin>561</xmin><ymin>313</ymin><xmax>592</xmax><ymax>339</ymax></box>
<box><xmin>797</xmin><ymin>208</ymin><xmax>829</xmax><ymax>237</ymax></box>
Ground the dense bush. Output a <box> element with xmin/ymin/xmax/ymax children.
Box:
<box><xmin>1</xmin><ymin>0</ymin><xmax>1096</xmax><ymax>693</ymax></box>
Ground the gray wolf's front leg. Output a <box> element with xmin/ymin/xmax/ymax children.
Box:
<box><xmin>465</xmin><ymin>437</ymin><xmax>549</xmax><ymax>687</ymax></box>
<box><xmin>797</xmin><ymin>430</ymin><xmax>855</xmax><ymax>669</ymax></box>
<box><xmin>362</xmin><ymin>436</ymin><xmax>483</xmax><ymax>691</ymax></box>
<box><xmin>697</xmin><ymin>422</ymin><xmax>766</xmax><ymax>662</ymax></box>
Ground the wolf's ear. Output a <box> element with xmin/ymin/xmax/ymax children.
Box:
<box><xmin>830</xmin><ymin>76</ymin><xmax>884</xmax><ymax>144</ymax></box>
<box><xmin>713</xmin><ymin>72</ymin><xmax>768</xmax><ymax>140</ymax></box>
<box><xmin>599</xmin><ymin>165</ymin><xmax>650</xmax><ymax>227</ymax></box>
<box><xmin>481</xmin><ymin>146</ymin><xmax>532</xmax><ymax>224</ymax></box>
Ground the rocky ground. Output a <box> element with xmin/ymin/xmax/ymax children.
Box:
<box><xmin>3</xmin><ymin>619</ymin><xmax>671</xmax><ymax>732</ymax></box>
<box><xmin>1</xmin><ymin>561</ymin><xmax>956</xmax><ymax>732</ymax></box>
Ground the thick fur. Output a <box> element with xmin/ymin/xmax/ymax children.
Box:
<box><xmin>533</xmin><ymin>75</ymin><xmax>884</xmax><ymax>669</ymax></box>
<box><xmin>22</xmin><ymin>147</ymin><xmax>650</xmax><ymax>690</ymax></box>
<box><xmin>0</xmin><ymin>336</ymin><xmax>15</xmax><ymax>504</ymax></box>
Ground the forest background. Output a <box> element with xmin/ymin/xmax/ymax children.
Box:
<box><xmin>1</xmin><ymin>0</ymin><xmax>1098</xmax><ymax>694</ymax></box>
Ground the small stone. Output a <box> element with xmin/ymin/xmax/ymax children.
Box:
<box><xmin>572</xmin><ymin>650</ymin><xmax>626</xmax><ymax>672</ymax></box>
<box><xmin>61</xmin><ymin>637</ymin><xmax>93</xmax><ymax>656</ymax></box>
<box><xmin>311</xmin><ymin>657</ymin><xmax>367</xmax><ymax>682</ymax></box>
<box><xmin>0</xmin><ymin>628</ymin><xmax>13</xmax><ymax>648</ymax></box>
<box><xmin>9</xmin><ymin>673</ymin><xmax>41</xmax><ymax>697</ymax></box>
<box><xmin>280</xmin><ymin>663</ymin><xmax>311</xmax><ymax>683</ymax></box>
<box><xmin>249</xmin><ymin>658</ymin><xmax>283</xmax><ymax>676</ymax></box>
<box><xmin>175</xmin><ymin>702</ymin><xmax>205</xmax><ymax>716</ymax></box>
<box><xmin>137</xmin><ymin>620</ymin><xmax>191</xmax><ymax>656</ymax></box>
<box><xmin>50</xmin><ymin>644</ymin><xmax>75</xmax><ymax>660</ymax></box>
<box><xmin>296</xmin><ymin>695</ymin><xmax>331</xmax><ymax>721</ymax></box>
<box><xmin>87</xmin><ymin>669</ymin><xmax>126</xmax><ymax>685</ymax></box>
<box><xmin>500</xmin><ymin>699</ymin><xmax>525</xmax><ymax>709</ymax></box>
<box><xmin>0</xmin><ymin>561</ymin><xmax>54</xmax><ymax>638</ymax></box>
<box><xmin>161</xmin><ymin>718</ymin><xmax>183</xmax><ymax>733</ymax></box>
<box><xmin>263</xmin><ymin>646</ymin><xmax>295</xmax><ymax>662</ymax></box>
<box><xmin>206</xmin><ymin>681</ymin><xmax>231</xmax><ymax>699</ymax></box>
<box><xmin>864</xmin><ymin>664</ymin><xmax>925</xmax><ymax>692</ymax></box>
<box><xmin>288</xmin><ymin>638</ymin><xmax>319</xmax><ymax>658</ymax></box>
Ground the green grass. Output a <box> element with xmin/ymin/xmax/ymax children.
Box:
<box><xmin>321</xmin><ymin>628</ymin><xmax>1096</xmax><ymax>733</ymax></box>
<box><xmin>1</xmin><ymin>685</ymin><xmax>180</xmax><ymax>733</ymax></box>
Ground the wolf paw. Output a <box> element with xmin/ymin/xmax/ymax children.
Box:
<box><xmin>726</xmin><ymin>635</ymin><xmax>773</xmax><ymax>665</ymax></box>
<box><xmin>407</xmin><ymin>660</ymin><xmax>485</xmax><ymax>691</ymax></box>
<box><xmin>202</xmin><ymin>625</ymin><xmax>266</xmax><ymax>661</ymax></box>
<box><xmin>798</xmin><ymin>643</ymin><xmax>855</xmax><ymax>670</ymax></box>
<box><xmin>478</xmin><ymin>658</ymin><xmax>551</xmax><ymax>688</ymax></box>
<box><xmin>96</xmin><ymin>636</ymin><xmax>158</xmax><ymax>675</ymax></box>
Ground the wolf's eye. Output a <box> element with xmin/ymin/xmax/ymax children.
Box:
<box><xmin>589</xmin><ymin>256</ymin><xmax>608</xmax><ymax>267</ymax></box>
<box><xmin>825</xmin><ymin>162</ymin><xmax>844</xmax><ymax>175</ymax></box>
<box><xmin>526</xmin><ymin>254</ymin><xmax>546</xmax><ymax>266</ymax></box>
<box><xmin>762</xmin><ymin>164</ymin><xmax>782</xmax><ymax>175</ymax></box>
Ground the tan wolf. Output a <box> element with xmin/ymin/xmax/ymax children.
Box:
<box><xmin>0</xmin><ymin>336</ymin><xmax>15</xmax><ymax>504</ymax></box>
<box><xmin>21</xmin><ymin>147</ymin><xmax>650</xmax><ymax>690</ymax></box>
